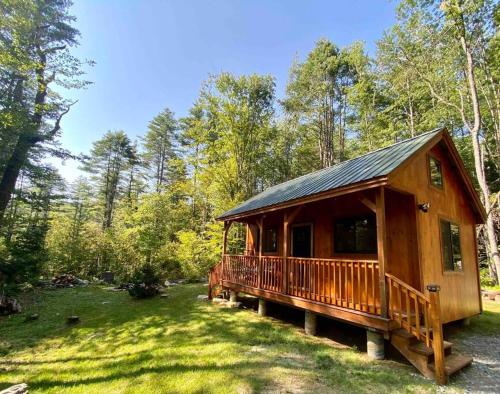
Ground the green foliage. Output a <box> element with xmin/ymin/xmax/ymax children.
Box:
<box><xmin>2</xmin><ymin>0</ymin><xmax>499</xmax><ymax>289</ymax></box>
<box><xmin>480</xmin><ymin>267</ymin><xmax>497</xmax><ymax>288</ymax></box>
<box><xmin>128</xmin><ymin>263</ymin><xmax>161</xmax><ymax>298</ymax></box>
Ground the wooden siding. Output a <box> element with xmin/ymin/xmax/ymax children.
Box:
<box><xmin>389</xmin><ymin>142</ymin><xmax>481</xmax><ymax>323</ymax></box>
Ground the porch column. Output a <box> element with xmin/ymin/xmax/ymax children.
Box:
<box><xmin>282</xmin><ymin>206</ymin><xmax>302</xmax><ymax>294</ymax></box>
<box><xmin>222</xmin><ymin>221</ymin><xmax>232</xmax><ymax>282</ymax></box>
<box><xmin>257</xmin><ymin>217</ymin><xmax>264</xmax><ymax>289</ymax></box>
<box><xmin>222</xmin><ymin>221</ymin><xmax>232</xmax><ymax>256</ymax></box>
<box><xmin>283</xmin><ymin>213</ymin><xmax>289</xmax><ymax>293</ymax></box>
<box><xmin>375</xmin><ymin>187</ymin><xmax>388</xmax><ymax>318</ymax></box>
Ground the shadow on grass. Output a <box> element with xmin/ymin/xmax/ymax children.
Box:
<box><xmin>0</xmin><ymin>284</ymin><xmax>436</xmax><ymax>393</ymax></box>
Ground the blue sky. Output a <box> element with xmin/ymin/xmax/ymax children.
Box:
<box><xmin>54</xmin><ymin>0</ymin><xmax>397</xmax><ymax>181</ymax></box>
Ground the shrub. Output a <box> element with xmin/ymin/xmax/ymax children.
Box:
<box><xmin>480</xmin><ymin>267</ymin><xmax>497</xmax><ymax>288</ymax></box>
<box><xmin>128</xmin><ymin>263</ymin><xmax>161</xmax><ymax>298</ymax></box>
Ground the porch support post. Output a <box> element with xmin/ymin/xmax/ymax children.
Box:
<box><xmin>283</xmin><ymin>213</ymin><xmax>289</xmax><ymax>294</ymax></box>
<box><xmin>257</xmin><ymin>217</ymin><xmax>264</xmax><ymax>289</ymax></box>
<box><xmin>283</xmin><ymin>206</ymin><xmax>303</xmax><ymax>294</ymax></box>
<box><xmin>375</xmin><ymin>187</ymin><xmax>388</xmax><ymax>318</ymax></box>
<box><xmin>304</xmin><ymin>310</ymin><xmax>317</xmax><ymax>335</ymax></box>
<box><xmin>245</xmin><ymin>224</ymin><xmax>250</xmax><ymax>255</ymax></box>
<box><xmin>223</xmin><ymin>221</ymin><xmax>232</xmax><ymax>256</ymax></box>
<box><xmin>366</xmin><ymin>330</ymin><xmax>385</xmax><ymax>360</ymax></box>
<box><xmin>230</xmin><ymin>290</ymin><xmax>238</xmax><ymax>303</ymax></box>
<box><xmin>222</xmin><ymin>221</ymin><xmax>232</xmax><ymax>281</ymax></box>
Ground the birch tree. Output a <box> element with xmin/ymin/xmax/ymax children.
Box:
<box><xmin>379</xmin><ymin>0</ymin><xmax>500</xmax><ymax>282</ymax></box>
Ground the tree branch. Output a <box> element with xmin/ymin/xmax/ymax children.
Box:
<box><xmin>36</xmin><ymin>100</ymin><xmax>78</xmax><ymax>142</ymax></box>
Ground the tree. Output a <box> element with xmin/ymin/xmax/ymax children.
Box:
<box><xmin>1</xmin><ymin>164</ymin><xmax>65</xmax><ymax>287</ymax></box>
<box><xmin>283</xmin><ymin>39</ymin><xmax>360</xmax><ymax>168</ymax></box>
<box><xmin>142</xmin><ymin>108</ymin><xmax>179</xmax><ymax>192</ymax></box>
<box><xmin>82</xmin><ymin>131</ymin><xmax>135</xmax><ymax>229</ymax></box>
<box><xmin>198</xmin><ymin>73</ymin><xmax>276</xmax><ymax>203</ymax></box>
<box><xmin>0</xmin><ymin>0</ymin><xmax>91</xmax><ymax>224</ymax></box>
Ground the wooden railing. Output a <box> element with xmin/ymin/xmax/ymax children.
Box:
<box><xmin>221</xmin><ymin>254</ymin><xmax>380</xmax><ymax>315</ymax></box>
<box><xmin>259</xmin><ymin>256</ymin><xmax>283</xmax><ymax>292</ymax></box>
<box><xmin>386</xmin><ymin>273</ymin><xmax>432</xmax><ymax>346</ymax></box>
<box><xmin>288</xmin><ymin>257</ymin><xmax>380</xmax><ymax>314</ymax></box>
<box><xmin>223</xmin><ymin>255</ymin><xmax>259</xmax><ymax>288</ymax></box>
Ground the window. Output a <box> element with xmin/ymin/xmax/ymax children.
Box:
<box><xmin>440</xmin><ymin>220</ymin><xmax>463</xmax><ymax>271</ymax></box>
<box><xmin>334</xmin><ymin>216</ymin><xmax>377</xmax><ymax>254</ymax></box>
<box><xmin>429</xmin><ymin>156</ymin><xmax>443</xmax><ymax>188</ymax></box>
<box><xmin>263</xmin><ymin>227</ymin><xmax>278</xmax><ymax>253</ymax></box>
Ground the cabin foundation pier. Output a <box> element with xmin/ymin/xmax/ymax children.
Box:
<box><xmin>366</xmin><ymin>330</ymin><xmax>385</xmax><ymax>360</ymax></box>
<box><xmin>229</xmin><ymin>291</ymin><xmax>238</xmax><ymax>303</ymax></box>
<box><xmin>304</xmin><ymin>311</ymin><xmax>317</xmax><ymax>336</ymax></box>
<box><xmin>258</xmin><ymin>299</ymin><xmax>267</xmax><ymax>317</ymax></box>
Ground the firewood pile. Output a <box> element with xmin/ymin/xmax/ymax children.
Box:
<box><xmin>51</xmin><ymin>274</ymin><xmax>88</xmax><ymax>288</ymax></box>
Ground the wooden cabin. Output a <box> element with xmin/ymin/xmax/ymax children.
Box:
<box><xmin>208</xmin><ymin>128</ymin><xmax>485</xmax><ymax>384</ymax></box>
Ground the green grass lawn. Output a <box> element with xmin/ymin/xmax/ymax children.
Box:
<box><xmin>0</xmin><ymin>285</ymin><xmax>498</xmax><ymax>394</ymax></box>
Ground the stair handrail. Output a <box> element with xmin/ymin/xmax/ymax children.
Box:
<box><xmin>386</xmin><ymin>273</ymin><xmax>447</xmax><ymax>385</ymax></box>
<box><xmin>385</xmin><ymin>273</ymin><xmax>432</xmax><ymax>345</ymax></box>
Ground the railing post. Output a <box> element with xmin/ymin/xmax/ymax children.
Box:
<box><xmin>427</xmin><ymin>284</ymin><xmax>447</xmax><ymax>385</ymax></box>
<box><xmin>257</xmin><ymin>256</ymin><xmax>262</xmax><ymax>289</ymax></box>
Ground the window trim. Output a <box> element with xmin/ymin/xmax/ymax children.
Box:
<box><xmin>263</xmin><ymin>226</ymin><xmax>278</xmax><ymax>254</ymax></box>
<box><xmin>290</xmin><ymin>222</ymin><xmax>314</xmax><ymax>258</ymax></box>
<box><xmin>438</xmin><ymin>216</ymin><xmax>464</xmax><ymax>274</ymax></box>
<box><xmin>428</xmin><ymin>154</ymin><xmax>444</xmax><ymax>191</ymax></box>
<box><xmin>333</xmin><ymin>215</ymin><xmax>377</xmax><ymax>255</ymax></box>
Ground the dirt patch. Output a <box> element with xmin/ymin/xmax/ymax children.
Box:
<box><xmin>447</xmin><ymin>333</ymin><xmax>500</xmax><ymax>393</ymax></box>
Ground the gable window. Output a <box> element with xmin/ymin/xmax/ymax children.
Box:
<box><xmin>429</xmin><ymin>156</ymin><xmax>443</xmax><ymax>188</ymax></box>
<box><xmin>440</xmin><ymin>220</ymin><xmax>463</xmax><ymax>271</ymax></box>
<box><xmin>263</xmin><ymin>227</ymin><xmax>278</xmax><ymax>253</ymax></box>
<box><xmin>334</xmin><ymin>216</ymin><xmax>376</xmax><ymax>254</ymax></box>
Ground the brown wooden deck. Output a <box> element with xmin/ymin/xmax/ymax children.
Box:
<box><xmin>212</xmin><ymin>254</ymin><xmax>390</xmax><ymax>330</ymax></box>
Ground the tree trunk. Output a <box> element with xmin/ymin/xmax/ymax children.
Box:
<box><xmin>0</xmin><ymin>135</ymin><xmax>33</xmax><ymax>225</ymax></box>
<box><xmin>459</xmin><ymin>33</ymin><xmax>500</xmax><ymax>283</ymax></box>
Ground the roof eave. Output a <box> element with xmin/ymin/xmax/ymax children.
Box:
<box><xmin>216</xmin><ymin>176</ymin><xmax>389</xmax><ymax>222</ymax></box>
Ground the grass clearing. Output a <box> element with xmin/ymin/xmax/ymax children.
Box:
<box><xmin>0</xmin><ymin>285</ymin><xmax>498</xmax><ymax>393</ymax></box>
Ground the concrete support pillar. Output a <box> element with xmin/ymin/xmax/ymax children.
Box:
<box><xmin>366</xmin><ymin>330</ymin><xmax>385</xmax><ymax>360</ymax></box>
<box><xmin>258</xmin><ymin>299</ymin><xmax>267</xmax><ymax>317</ymax></box>
<box><xmin>462</xmin><ymin>317</ymin><xmax>471</xmax><ymax>327</ymax></box>
<box><xmin>229</xmin><ymin>290</ymin><xmax>238</xmax><ymax>303</ymax></box>
<box><xmin>304</xmin><ymin>311</ymin><xmax>317</xmax><ymax>336</ymax></box>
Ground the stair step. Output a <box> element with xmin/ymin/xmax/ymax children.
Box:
<box><xmin>391</xmin><ymin>328</ymin><xmax>415</xmax><ymax>340</ymax></box>
<box><xmin>409</xmin><ymin>341</ymin><xmax>452</xmax><ymax>356</ymax></box>
<box><xmin>428</xmin><ymin>353</ymin><xmax>473</xmax><ymax>376</ymax></box>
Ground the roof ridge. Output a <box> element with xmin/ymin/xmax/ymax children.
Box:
<box><xmin>218</xmin><ymin>128</ymin><xmax>444</xmax><ymax>219</ymax></box>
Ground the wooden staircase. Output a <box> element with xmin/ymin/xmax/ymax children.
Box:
<box><xmin>391</xmin><ymin>328</ymin><xmax>472</xmax><ymax>380</ymax></box>
<box><xmin>386</xmin><ymin>274</ymin><xmax>472</xmax><ymax>383</ymax></box>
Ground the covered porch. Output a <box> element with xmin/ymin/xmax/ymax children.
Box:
<box><xmin>210</xmin><ymin>186</ymin><xmax>424</xmax><ymax>330</ymax></box>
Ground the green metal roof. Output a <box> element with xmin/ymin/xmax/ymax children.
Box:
<box><xmin>218</xmin><ymin>128</ymin><xmax>442</xmax><ymax>220</ymax></box>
